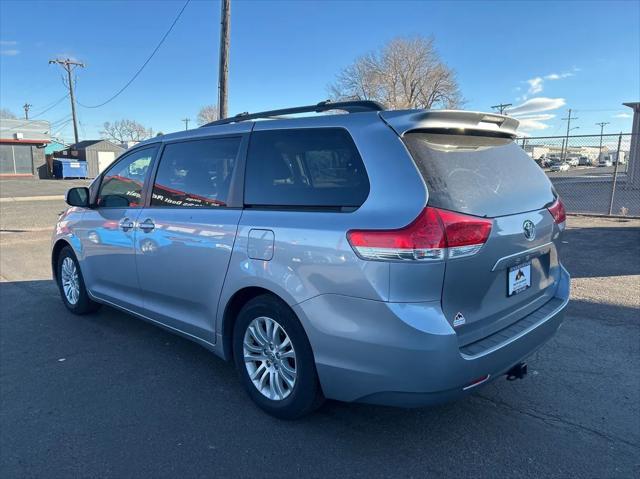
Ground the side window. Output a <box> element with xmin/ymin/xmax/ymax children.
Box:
<box><xmin>244</xmin><ymin>128</ymin><xmax>370</xmax><ymax>208</ymax></box>
<box><xmin>151</xmin><ymin>137</ymin><xmax>240</xmax><ymax>208</ymax></box>
<box><xmin>97</xmin><ymin>147</ymin><xmax>156</xmax><ymax>208</ymax></box>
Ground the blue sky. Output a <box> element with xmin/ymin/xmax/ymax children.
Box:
<box><xmin>1</xmin><ymin>0</ymin><xmax>638</xmax><ymax>142</ymax></box>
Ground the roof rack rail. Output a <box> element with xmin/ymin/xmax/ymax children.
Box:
<box><xmin>201</xmin><ymin>100</ymin><xmax>385</xmax><ymax>127</ymax></box>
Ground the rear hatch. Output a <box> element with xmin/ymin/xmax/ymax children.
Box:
<box><xmin>398</xmin><ymin>125</ymin><xmax>562</xmax><ymax>346</ymax></box>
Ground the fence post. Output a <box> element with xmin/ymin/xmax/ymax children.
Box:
<box><xmin>608</xmin><ymin>133</ymin><xmax>623</xmax><ymax>215</ymax></box>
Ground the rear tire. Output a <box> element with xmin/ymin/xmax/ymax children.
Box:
<box><xmin>233</xmin><ymin>294</ymin><xmax>324</xmax><ymax>419</ymax></box>
<box><xmin>56</xmin><ymin>246</ymin><xmax>100</xmax><ymax>315</ymax></box>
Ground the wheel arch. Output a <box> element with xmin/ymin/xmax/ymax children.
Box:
<box><xmin>51</xmin><ymin>239</ymin><xmax>73</xmax><ymax>281</ymax></box>
<box><xmin>220</xmin><ymin>286</ymin><xmax>292</xmax><ymax>361</ymax></box>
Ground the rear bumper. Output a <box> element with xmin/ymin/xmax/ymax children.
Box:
<box><xmin>293</xmin><ymin>265</ymin><xmax>570</xmax><ymax>407</ymax></box>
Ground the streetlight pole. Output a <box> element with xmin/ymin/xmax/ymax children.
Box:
<box><xmin>561</xmin><ymin>109</ymin><xmax>578</xmax><ymax>161</ymax></box>
<box><xmin>596</xmin><ymin>122</ymin><xmax>610</xmax><ymax>165</ymax></box>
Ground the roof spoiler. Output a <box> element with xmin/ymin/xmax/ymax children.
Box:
<box><xmin>380</xmin><ymin>109</ymin><xmax>520</xmax><ymax>138</ymax></box>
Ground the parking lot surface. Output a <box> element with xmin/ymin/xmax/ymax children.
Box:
<box><xmin>1</xmin><ymin>197</ymin><xmax>639</xmax><ymax>478</ymax></box>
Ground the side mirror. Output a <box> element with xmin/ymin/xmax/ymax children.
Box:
<box><xmin>65</xmin><ymin>187</ymin><xmax>90</xmax><ymax>207</ymax></box>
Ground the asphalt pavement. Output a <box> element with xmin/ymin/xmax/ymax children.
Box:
<box><xmin>1</xmin><ymin>198</ymin><xmax>639</xmax><ymax>478</ymax></box>
<box><xmin>0</xmin><ymin>178</ymin><xmax>91</xmax><ymax>200</ymax></box>
<box><xmin>545</xmin><ymin>165</ymin><xmax>626</xmax><ymax>180</ymax></box>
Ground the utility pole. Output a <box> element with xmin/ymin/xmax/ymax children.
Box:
<box><xmin>49</xmin><ymin>58</ymin><xmax>85</xmax><ymax>144</ymax></box>
<box><xmin>561</xmin><ymin>109</ymin><xmax>578</xmax><ymax>161</ymax></box>
<box><xmin>182</xmin><ymin>118</ymin><xmax>190</xmax><ymax>130</ymax></box>
<box><xmin>23</xmin><ymin>103</ymin><xmax>32</xmax><ymax>120</ymax></box>
<box><xmin>596</xmin><ymin>122</ymin><xmax>610</xmax><ymax>165</ymax></box>
<box><xmin>491</xmin><ymin>103</ymin><xmax>512</xmax><ymax>115</ymax></box>
<box><xmin>218</xmin><ymin>0</ymin><xmax>231</xmax><ymax>119</ymax></box>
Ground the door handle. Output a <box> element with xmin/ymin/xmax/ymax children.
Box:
<box><xmin>119</xmin><ymin>218</ymin><xmax>134</xmax><ymax>231</ymax></box>
<box><xmin>138</xmin><ymin>218</ymin><xmax>155</xmax><ymax>233</ymax></box>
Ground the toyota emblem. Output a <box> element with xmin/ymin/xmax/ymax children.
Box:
<box><xmin>523</xmin><ymin>220</ymin><xmax>536</xmax><ymax>241</ymax></box>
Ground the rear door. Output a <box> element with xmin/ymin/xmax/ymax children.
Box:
<box><xmin>402</xmin><ymin>132</ymin><xmax>563</xmax><ymax>345</ymax></box>
<box><xmin>134</xmin><ymin>135</ymin><xmax>245</xmax><ymax>339</ymax></box>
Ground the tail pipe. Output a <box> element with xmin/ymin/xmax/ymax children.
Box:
<box><xmin>506</xmin><ymin>362</ymin><xmax>528</xmax><ymax>381</ymax></box>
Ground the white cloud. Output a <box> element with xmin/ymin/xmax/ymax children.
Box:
<box><xmin>514</xmin><ymin>113</ymin><xmax>557</xmax><ymax>132</ymax></box>
<box><xmin>614</xmin><ymin>112</ymin><xmax>631</xmax><ymax>118</ymax></box>
<box><xmin>506</xmin><ymin>97</ymin><xmax>566</xmax><ymax>116</ymax></box>
<box><xmin>512</xmin><ymin>113</ymin><xmax>556</xmax><ymax>121</ymax></box>
<box><xmin>522</xmin><ymin>70</ymin><xmax>576</xmax><ymax>99</ymax></box>
<box><xmin>507</xmin><ymin>98</ymin><xmax>566</xmax><ymax>132</ymax></box>
<box><xmin>0</xmin><ymin>40</ymin><xmax>18</xmax><ymax>46</ymax></box>
<box><xmin>517</xmin><ymin>118</ymin><xmax>552</xmax><ymax>131</ymax></box>
<box><xmin>0</xmin><ymin>49</ymin><xmax>19</xmax><ymax>56</ymax></box>
<box><xmin>544</xmin><ymin>72</ymin><xmax>574</xmax><ymax>80</ymax></box>
<box><xmin>526</xmin><ymin>77</ymin><xmax>544</xmax><ymax>96</ymax></box>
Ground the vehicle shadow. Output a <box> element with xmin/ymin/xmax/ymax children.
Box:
<box><xmin>562</xmin><ymin>223</ymin><xmax>640</xmax><ymax>278</ymax></box>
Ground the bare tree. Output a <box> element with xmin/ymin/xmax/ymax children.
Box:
<box><xmin>329</xmin><ymin>36</ymin><xmax>463</xmax><ymax>110</ymax></box>
<box><xmin>0</xmin><ymin>108</ymin><xmax>17</xmax><ymax>119</ymax></box>
<box><xmin>100</xmin><ymin>119</ymin><xmax>153</xmax><ymax>143</ymax></box>
<box><xmin>197</xmin><ymin>105</ymin><xmax>219</xmax><ymax>125</ymax></box>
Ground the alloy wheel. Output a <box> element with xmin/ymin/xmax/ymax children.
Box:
<box><xmin>243</xmin><ymin>316</ymin><xmax>297</xmax><ymax>401</ymax></box>
<box><xmin>61</xmin><ymin>257</ymin><xmax>80</xmax><ymax>305</ymax></box>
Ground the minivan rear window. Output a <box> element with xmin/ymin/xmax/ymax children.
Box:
<box><xmin>403</xmin><ymin>132</ymin><xmax>555</xmax><ymax>217</ymax></box>
<box><xmin>244</xmin><ymin>128</ymin><xmax>369</xmax><ymax>209</ymax></box>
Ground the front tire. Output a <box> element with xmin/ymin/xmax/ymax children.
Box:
<box><xmin>56</xmin><ymin>246</ymin><xmax>100</xmax><ymax>315</ymax></box>
<box><xmin>233</xmin><ymin>294</ymin><xmax>323</xmax><ymax>419</ymax></box>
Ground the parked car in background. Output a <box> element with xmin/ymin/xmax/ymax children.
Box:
<box><xmin>52</xmin><ymin>101</ymin><xmax>570</xmax><ymax>418</ymax></box>
<box><xmin>566</xmin><ymin>158</ymin><xmax>579</xmax><ymax>167</ymax></box>
<box><xmin>536</xmin><ymin>157</ymin><xmax>553</xmax><ymax>168</ymax></box>
<box><xmin>578</xmin><ymin>156</ymin><xmax>591</xmax><ymax>166</ymax></box>
<box><xmin>598</xmin><ymin>159</ymin><xmax>613</xmax><ymax>167</ymax></box>
<box><xmin>550</xmin><ymin>162</ymin><xmax>571</xmax><ymax>172</ymax></box>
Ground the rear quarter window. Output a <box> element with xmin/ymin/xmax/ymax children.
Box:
<box><xmin>244</xmin><ymin>128</ymin><xmax>369</xmax><ymax>209</ymax></box>
<box><xmin>403</xmin><ymin>132</ymin><xmax>555</xmax><ymax>217</ymax></box>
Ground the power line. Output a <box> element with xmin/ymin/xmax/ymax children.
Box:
<box><xmin>77</xmin><ymin>0</ymin><xmax>191</xmax><ymax>109</ymax></box>
<box><xmin>31</xmin><ymin>94</ymin><xmax>70</xmax><ymax>117</ymax></box>
<box><xmin>50</xmin><ymin>114</ymin><xmax>73</xmax><ymax>127</ymax></box>
<box><xmin>52</xmin><ymin>119</ymin><xmax>73</xmax><ymax>138</ymax></box>
<box><xmin>182</xmin><ymin>118</ymin><xmax>190</xmax><ymax>130</ymax></box>
<box><xmin>573</xmin><ymin>108</ymin><xmax>621</xmax><ymax>112</ymax></box>
<box><xmin>2</xmin><ymin>94</ymin><xmax>70</xmax><ymax>131</ymax></box>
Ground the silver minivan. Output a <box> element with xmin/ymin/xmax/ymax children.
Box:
<box><xmin>53</xmin><ymin>101</ymin><xmax>570</xmax><ymax>418</ymax></box>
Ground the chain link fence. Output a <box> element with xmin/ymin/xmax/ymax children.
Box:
<box><xmin>518</xmin><ymin>133</ymin><xmax>639</xmax><ymax>216</ymax></box>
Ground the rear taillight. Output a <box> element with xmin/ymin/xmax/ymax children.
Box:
<box><xmin>347</xmin><ymin>207</ymin><xmax>492</xmax><ymax>261</ymax></box>
<box><xmin>547</xmin><ymin>198</ymin><xmax>567</xmax><ymax>227</ymax></box>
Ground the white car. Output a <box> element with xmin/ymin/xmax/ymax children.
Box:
<box><xmin>598</xmin><ymin>160</ymin><xmax>613</xmax><ymax>167</ymax></box>
<box><xmin>550</xmin><ymin>162</ymin><xmax>570</xmax><ymax>172</ymax></box>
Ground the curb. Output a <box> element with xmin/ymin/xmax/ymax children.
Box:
<box><xmin>0</xmin><ymin>195</ymin><xmax>64</xmax><ymax>203</ymax></box>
